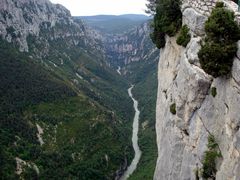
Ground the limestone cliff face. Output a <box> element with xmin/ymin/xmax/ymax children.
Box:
<box><xmin>0</xmin><ymin>0</ymin><xmax>101</xmax><ymax>53</ymax></box>
<box><xmin>154</xmin><ymin>1</ymin><xmax>240</xmax><ymax>179</ymax></box>
<box><xmin>0</xmin><ymin>0</ymin><xmax>71</xmax><ymax>51</ymax></box>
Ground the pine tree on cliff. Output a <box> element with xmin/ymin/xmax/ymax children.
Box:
<box><xmin>147</xmin><ymin>0</ymin><xmax>182</xmax><ymax>48</ymax></box>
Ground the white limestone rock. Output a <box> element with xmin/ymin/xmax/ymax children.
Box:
<box><xmin>0</xmin><ymin>0</ymin><xmax>83</xmax><ymax>51</ymax></box>
<box><xmin>36</xmin><ymin>123</ymin><xmax>44</xmax><ymax>146</ymax></box>
<box><xmin>155</xmin><ymin>4</ymin><xmax>240</xmax><ymax>180</ymax></box>
<box><xmin>232</xmin><ymin>57</ymin><xmax>240</xmax><ymax>85</ymax></box>
<box><xmin>186</xmin><ymin>37</ymin><xmax>201</xmax><ymax>67</ymax></box>
<box><xmin>154</xmin><ymin>36</ymin><xmax>212</xmax><ymax>180</ymax></box>
<box><xmin>183</xmin><ymin>8</ymin><xmax>208</xmax><ymax>36</ymax></box>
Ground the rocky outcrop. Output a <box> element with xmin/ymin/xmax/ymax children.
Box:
<box><xmin>154</xmin><ymin>1</ymin><xmax>240</xmax><ymax>179</ymax></box>
<box><xmin>0</xmin><ymin>0</ymin><xmax>101</xmax><ymax>53</ymax></box>
<box><xmin>155</xmin><ymin>36</ymin><xmax>212</xmax><ymax>180</ymax></box>
<box><xmin>182</xmin><ymin>8</ymin><xmax>208</xmax><ymax>36</ymax></box>
<box><xmin>0</xmin><ymin>0</ymin><xmax>73</xmax><ymax>51</ymax></box>
<box><xmin>15</xmin><ymin>157</ymin><xmax>39</xmax><ymax>176</ymax></box>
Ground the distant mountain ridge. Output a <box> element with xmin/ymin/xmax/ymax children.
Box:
<box><xmin>79</xmin><ymin>14</ymin><xmax>150</xmax><ymax>21</ymax></box>
<box><xmin>76</xmin><ymin>14</ymin><xmax>151</xmax><ymax>34</ymax></box>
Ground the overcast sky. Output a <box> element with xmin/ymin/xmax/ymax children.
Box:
<box><xmin>50</xmin><ymin>0</ymin><xmax>148</xmax><ymax>16</ymax></box>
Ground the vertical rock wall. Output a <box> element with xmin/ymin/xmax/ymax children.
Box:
<box><xmin>154</xmin><ymin>1</ymin><xmax>240</xmax><ymax>179</ymax></box>
<box><xmin>0</xmin><ymin>0</ymin><xmax>81</xmax><ymax>51</ymax></box>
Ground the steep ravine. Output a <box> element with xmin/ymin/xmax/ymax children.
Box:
<box><xmin>0</xmin><ymin>0</ymin><xmax>159</xmax><ymax>179</ymax></box>
<box><xmin>154</xmin><ymin>1</ymin><xmax>240</xmax><ymax>179</ymax></box>
<box><xmin>82</xmin><ymin>14</ymin><xmax>159</xmax><ymax>179</ymax></box>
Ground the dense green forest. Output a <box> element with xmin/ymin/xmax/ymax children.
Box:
<box><xmin>0</xmin><ymin>19</ymin><xmax>134</xmax><ymax>179</ymax></box>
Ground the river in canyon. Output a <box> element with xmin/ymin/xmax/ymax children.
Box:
<box><xmin>120</xmin><ymin>85</ymin><xmax>142</xmax><ymax>180</ymax></box>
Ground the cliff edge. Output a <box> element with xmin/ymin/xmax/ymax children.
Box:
<box><xmin>154</xmin><ymin>1</ymin><xmax>240</xmax><ymax>179</ymax></box>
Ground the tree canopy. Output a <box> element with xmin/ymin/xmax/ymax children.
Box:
<box><xmin>147</xmin><ymin>0</ymin><xmax>182</xmax><ymax>48</ymax></box>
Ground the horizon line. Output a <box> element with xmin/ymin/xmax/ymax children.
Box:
<box><xmin>73</xmin><ymin>13</ymin><xmax>150</xmax><ymax>17</ymax></box>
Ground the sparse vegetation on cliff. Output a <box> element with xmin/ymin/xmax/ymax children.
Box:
<box><xmin>198</xmin><ymin>3</ymin><xmax>240</xmax><ymax>77</ymax></box>
<box><xmin>211</xmin><ymin>87</ymin><xmax>217</xmax><ymax>97</ymax></box>
<box><xmin>170</xmin><ymin>103</ymin><xmax>176</xmax><ymax>115</ymax></box>
<box><xmin>147</xmin><ymin>0</ymin><xmax>182</xmax><ymax>48</ymax></box>
<box><xmin>201</xmin><ymin>135</ymin><xmax>221</xmax><ymax>179</ymax></box>
<box><xmin>176</xmin><ymin>25</ymin><xmax>191</xmax><ymax>47</ymax></box>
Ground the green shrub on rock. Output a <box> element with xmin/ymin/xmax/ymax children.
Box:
<box><xmin>150</xmin><ymin>30</ymin><xmax>166</xmax><ymax>49</ymax></box>
<box><xmin>198</xmin><ymin>41</ymin><xmax>237</xmax><ymax>77</ymax></box>
<box><xmin>198</xmin><ymin>4</ymin><xmax>240</xmax><ymax>77</ymax></box>
<box><xmin>202</xmin><ymin>150</ymin><xmax>219</xmax><ymax>178</ymax></box>
<box><xmin>205</xmin><ymin>6</ymin><xmax>240</xmax><ymax>43</ymax></box>
<box><xmin>211</xmin><ymin>87</ymin><xmax>217</xmax><ymax>97</ymax></box>
<box><xmin>149</xmin><ymin>0</ymin><xmax>182</xmax><ymax>48</ymax></box>
<box><xmin>170</xmin><ymin>103</ymin><xmax>176</xmax><ymax>115</ymax></box>
<box><xmin>176</xmin><ymin>25</ymin><xmax>191</xmax><ymax>47</ymax></box>
<box><xmin>202</xmin><ymin>135</ymin><xmax>221</xmax><ymax>179</ymax></box>
<box><xmin>215</xmin><ymin>1</ymin><xmax>224</xmax><ymax>8</ymax></box>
